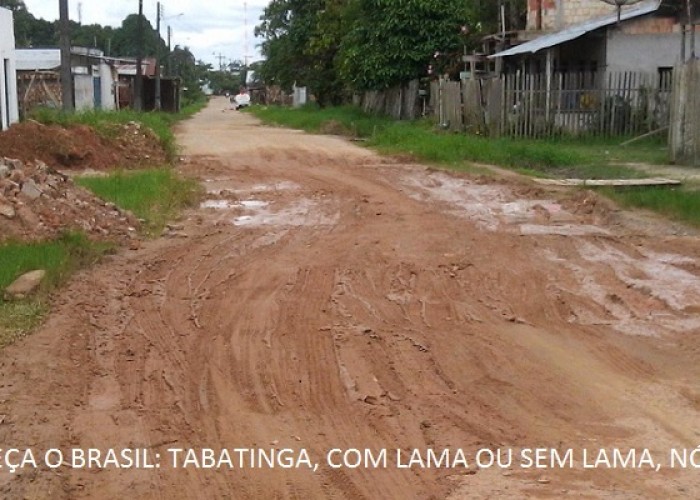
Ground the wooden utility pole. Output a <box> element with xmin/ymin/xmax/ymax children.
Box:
<box><xmin>687</xmin><ymin>0</ymin><xmax>696</xmax><ymax>59</ymax></box>
<box><xmin>167</xmin><ymin>26</ymin><xmax>172</xmax><ymax>76</ymax></box>
<box><xmin>134</xmin><ymin>0</ymin><xmax>144</xmax><ymax>111</ymax></box>
<box><xmin>155</xmin><ymin>1</ymin><xmax>162</xmax><ymax>110</ymax></box>
<box><xmin>59</xmin><ymin>0</ymin><xmax>74</xmax><ymax>111</ymax></box>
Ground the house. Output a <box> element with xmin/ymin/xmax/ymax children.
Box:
<box><xmin>491</xmin><ymin>0</ymin><xmax>692</xmax><ymax>77</ymax></box>
<box><xmin>15</xmin><ymin>47</ymin><xmax>118</xmax><ymax>116</ymax></box>
<box><xmin>114</xmin><ymin>58</ymin><xmax>181</xmax><ymax>112</ymax></box>
<box><xmin>0</xmin><ymin>7</ymin><xmax>19</xmax><ymax>131</ymax></box>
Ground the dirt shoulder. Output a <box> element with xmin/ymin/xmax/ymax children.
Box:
<box><xmin>0</xmin><ymin>97</ymin><xmax>698</xmax><ymax>498</ymax></box>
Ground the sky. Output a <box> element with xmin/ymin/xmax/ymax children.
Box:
<box><xmin>22</xmin><ymin>0</ymin><xmax>269</xmax><ymax>67</ymax></box>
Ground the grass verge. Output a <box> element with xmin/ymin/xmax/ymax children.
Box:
<box><xmin>601</xmin><ymin>185</ymin><xmax>700</xmax><ymax>227</ymax></box>
<box><xmin>0</xmin><ymin>232</ymin><xmax>113</xmax><ymax>347</ymax></box>
<box><xmin>250</xmin><ymin>104</ymin><xmax>664</xmax><ymax>179</ymax></box>
<box><xmin>75</xmin><ymin>168</ymin><xmax>201</xmax><ymax>236</ymax></box>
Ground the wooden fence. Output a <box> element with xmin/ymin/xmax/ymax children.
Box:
<box><xmin>432</xmin><ymin>70</ymin><xmax>673</xmax><ymax>139</ymax></box>
<box><xmin>669</xmin><ymin>60</ymin><xmax>700</xmax><ymax>165</ymax></box>
<box><xmin>359</xmin><ymin>80</ymin><xmax>420</xmax><ymax>120</ymax></box>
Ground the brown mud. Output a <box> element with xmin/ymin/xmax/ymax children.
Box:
<box><xmin>0</xmin><ymin>97</ymin><xmax>698</xmax><ymax>498</ymax></box>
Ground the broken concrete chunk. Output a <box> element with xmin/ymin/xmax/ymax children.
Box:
<box><xmin>0</xmin><ymin>203</ymin><xmax>16</xmax><ymax>219</ymax></box>
<box><xmin>4</xmin><ymin>270</ymin><xmax>47</xmax><ymax>300</ymax></box>
<box><xmin>20</xmin><ymin>179</ymin><xmax>42</xmax><ymax>200</ymax></box>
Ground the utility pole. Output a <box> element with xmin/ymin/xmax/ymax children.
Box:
<box><xmin>155</xmin><ymin>1</ymin><xmax>162</xmax><ymax>111</ymax></box>
<box><xmin>214</xmin><ymin>52</ymin><xmax>226</xmax><ymax>71</ymax></box>
<box><xmin>134</xmin><ymin>0</ymin><xmax>144</xmax><ymax>111</ymax></box>
<box><xmin>167</xmin><ymin>25</ymin><xmax>172</xmax><ymax>76</ymax></box>
<box><xmin>244</xmin><ymin>1</ymin><xmax>249</xmax><ymax>68</ymax></box>
<box><xmin>687</xmin><ymin>0</ymin><xmax>696</xmax><ymax>60</ymax></box>
<box><xmin>59</xmin><ymin>0</ymin><xmax>74</xmax><ymax>111</ymax></box>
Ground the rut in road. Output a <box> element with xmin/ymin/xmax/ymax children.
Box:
<box><xmin>1</xmin><ymin>97</ymin><xmax>699</xmax><ymax>499</ymax></box>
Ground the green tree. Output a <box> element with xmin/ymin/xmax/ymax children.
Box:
<box><xmin>305</xmin><ymin>0</ymin><xmax>356</xmax><ymax>105</ymax></box>
<box><xmin>71</xmin><ymin>22</ymin><xmax>117</xmax><ymax>54</ymax></box>
<box><xmin>110</xmin><ymin>14</ymin><xmax>166</xmax><ymax>58</ymax></box>
<box><xmin>169</xmin><ymin>46</ymin><xmax>204</xmax><ymax>104</ymax></box>
<box><xmin>255</xmin><ymin>0</ymin><xmax>321</xmax><ymax>89</ymax></box>
<box><xmin>1</xmin><ymin>0</ymin><xmax>56</xmax><ymax>47</ymax></box>
<box><xmin>339</xmin><ymin>0</ymin><xmax>469</xmax><ymax>90</ymax></box>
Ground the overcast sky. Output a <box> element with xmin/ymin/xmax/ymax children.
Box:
<box><xmin>22</xmin><ymin>0</ymin><xmax>268</xmax><ymax>67</ymax></box>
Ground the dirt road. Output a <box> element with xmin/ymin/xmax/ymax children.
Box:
<box><xmin>1</xmin><ymin>97</ymin><xmax>699</xmax><ymax>498</ymax></box>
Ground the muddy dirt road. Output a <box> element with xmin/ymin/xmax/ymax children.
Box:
<box><xmin>1</xmin><ymin>97</ymin><xmax>699</xmax><ymax>498</ymax></box>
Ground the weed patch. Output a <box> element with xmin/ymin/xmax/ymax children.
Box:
<box><xmin>0</xmin><ymin>232</ymin><xmax>113</xmax><ymax>347</ymax></box>
<box><xmin>601</xmin><ymin>186</ymin><xmax>700</xmax><ymax>227</ymax></box>
<box><xmin>76</xmin><ymin>168</ymin><xmax>200</xmax><ymax>236</ymax></box>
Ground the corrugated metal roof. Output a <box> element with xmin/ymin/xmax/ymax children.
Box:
<box><xmin>489</xmin><ymin>0</ymin><xmax>662</xmax><ymax>58</ymax></box>
<box><xmin>15</xmin><ymin>49</ymin><xmax>61</xmax><ymax>71</ymax></box>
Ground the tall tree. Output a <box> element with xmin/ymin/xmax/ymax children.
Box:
<box><xmin>255</xmin><ymin>0</ymin><xmax>322</xmax><ymax>89</ymax></box>
<box><xmin>1</xmin><ymin>0</ymin><xmax>56</xmax><ymax>46</ymax></box>
<box><xmin>339</xmin><ymin>0</ymin><xmax>469</xmax><ymax>90</ymax></box>
<box><xmin>110</xmin><ymin>14</ymin><xmax>166</xmax><ymax>58</ymax></box>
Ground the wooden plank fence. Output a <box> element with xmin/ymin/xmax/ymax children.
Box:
<box><xmin>433</xmin><ymin>70</ymin><xmax>672</xmax><ymax>139</ymax></box>
<box><xmin>360</xmin><ymin>80</ymin><xmax>420</xmax><ymax>120</ymax></box>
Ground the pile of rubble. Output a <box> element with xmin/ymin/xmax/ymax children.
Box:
<box><xmin>0</xmin><ymin>120</ymin><xmax>166</xmax><ymax>170</ymax></box>
<box><xmin>111</xmin><ymin>121</ymin><xmax>168</xmax><ymax>165</ymax></box>
<box><xmin>0</xmin><ymin>157</ymin><xmax>139</xmax><ymax>243</ymax></box>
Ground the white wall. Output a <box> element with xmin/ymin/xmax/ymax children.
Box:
<box><xmin>606</xmin><ymin>31</ymin><xmax>681</xmax><ymax>73</ymax></box>
<box><xmin>0</xmin><ymin>8</ymin><xmax>19</xmax><ymax>130</ymax></box>
<box><xmin>73</xmin><ymin>74</ymin><xmax>94</xmax><ymax>111</ymax></box>
<box><xmin>15</xmin><ymin>48</ymin><xmax>61</xmax><ymax>71</ymax></box>
<box><xmin>100</xmin><ymin>63</ymin><xmax>116</xmax><ymax>111</ymax></box>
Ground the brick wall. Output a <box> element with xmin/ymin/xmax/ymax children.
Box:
<box><xmin>527</xmin><ymin>0</ymin><xmax>630</xmax><ymax>31</ymax></box>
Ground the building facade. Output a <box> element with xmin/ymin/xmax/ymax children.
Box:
<box><xmin>527</xmin><ymin>0</ymin><xmax>635</xmax><ymax>31</ymax></box>
<box><xmin>0</xmin><ymin>7</ymin><xmax>19</xmax><ymax>131</ymax></box>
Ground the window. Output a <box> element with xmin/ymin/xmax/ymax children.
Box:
<box><xmin>658</xmin><ymin>67</ymin><xmax>673</xmax><ymax>91</ymax></box>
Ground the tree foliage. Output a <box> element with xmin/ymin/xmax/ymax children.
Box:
<box><xmin>1</xmin><ymin>1</ymin><xmax>166</xmax><ymax>58</ymax></box>
<box><xmin>255</xmin><ymin>0</ymin><xmax>525</xmax><ymax>101</ymax></box>
<box><xmin>339</xmin><ymin>0</ymin><xmax>469</xmax><ymax>91</ymax></box>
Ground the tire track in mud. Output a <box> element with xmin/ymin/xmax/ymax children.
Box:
<box><xmin>1</xmin><ymin>98</ymin><xmax>699</xmax><ymax>498</ymax></box>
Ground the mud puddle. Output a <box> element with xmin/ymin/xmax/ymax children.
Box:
<box><xmin>401</xmin><ymin>171</ymin><xmax>607</xmax><ymax>236</ymax></box>
<box><xmin>203</xmin><ymin>179</ymin><xmax>300</xmax><ymax>195</ymax></box>
<box><xmin>545</xmin><ymin>242</ymin><xmax>700</xmax><ymax>336</ymax></box>
<box><xmin>233</xmin><ymin>198</ymin><xmax>338</xmax><ymax>227</ymax></box>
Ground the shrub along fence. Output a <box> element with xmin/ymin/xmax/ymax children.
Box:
<box><xmin>431</xmin><ymin>70</ymin><xmax>673</xmax><ymax>139</ymax></box>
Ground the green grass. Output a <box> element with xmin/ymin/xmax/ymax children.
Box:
<box><xmin>28</xmin><ymin>97</ymin><xmax>208</xmax><ymax>161</ymax></box>
<box><xmin>0</xmin><ymin>302</ymin><xmax>46</xmax><ymax>348</ymax></box>
<box><xmin>250</xmin><ymin>105</ymin><xmax>654</xmax><ymax>179</ymax></box>
<box><xmin>602</xmin><ymin>186</ymin><xmax>700</xmax><ymax>227</ymax></box>
<box><xmin>75</xmin><ymin>168</ymin><xmax>200</xmax><ymax>236</ymax></box>
<box><xmin>0</xmin><ymin>232</ymin><xmax>113</xmax><ymax>347</ymax></box>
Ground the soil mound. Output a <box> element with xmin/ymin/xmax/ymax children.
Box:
<box><xmin>0</xmin><ymin>120</ymin><xmax>166</xmax><ymax>170</ymax></box>
<box><xmin>0</xmin><ymin>157</ymin><xmax>139</xmax><ymax>243</ymax></box>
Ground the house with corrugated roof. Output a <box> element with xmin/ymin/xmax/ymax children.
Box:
<box><xmin>490</xmin><ymin>0</ymin><xmax>695</xmax><ymax>77</ymax></box>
